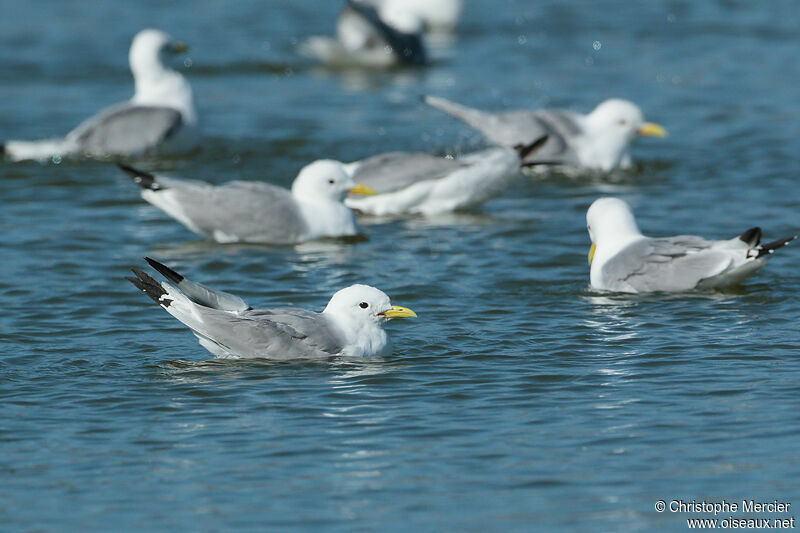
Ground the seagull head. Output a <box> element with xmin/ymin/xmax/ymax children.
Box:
<box><xmin>323</xmin><ymin>284</ymin><xmax>416</xmax><ymax>357</ymax></box>
<box><xmin>324</xmin><ymin>284</ymin><xmax>417</xmax><ymax>325</ymax></box>
<box><xmin>292</xmin><ymin>160</ymin><xmax>375</xmax><ymax>203</ymax></box>
<box><xmin>586</xmin><ymin>197</ymin><xmax>642</xmax><ymax>265</ymax></box>
<box><xmin>129</xmin><ymin>29</ymin><xmax>195</xmax><ymax>123</ymax></box>
<box><xmin>129</xmin><ymin>29</ymin><xmax>188</xmax><ymax>77</ymax></box>
<box><xmin>587</xmin><ymin>99</ymin><xmax>667</xmax><ymax>141</ymax></box>
<box><xmin>583</xmin><ymin>99</ymin><xmax>666</xmax><ymax>168</ymax></box>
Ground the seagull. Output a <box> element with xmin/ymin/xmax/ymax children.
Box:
<box><xmin>119</xmin><ymin>160</ymin><xmax>375</xmax><ymax>244</ymax></box>
<box><xmin>300</xmin><ymin>0</ymin><xmax>426</xmax><ymax>68</ymax></box>
<box><xmin>361</xmin><ymin>0</ymin><xmax>462</xmax><ymax>32</ymax></box>
<box><xmin>127</xmin><ymin>257</ymin><xmax>417</xmax><ymax>359</ymax></box>
<box><xmin>586</xmin><ymin>197</ymin><xmax>796</xmax><ymax>293</ymax></box>
<box><xmin>423</xmin><ymin>95</ymin><xmax>667</xmax><ymax>171</ymax></box>
<box><xmin>343</xmin><ymin>136</ymin><xmax>548</xmax><ymax>215</ymax></box>
<box><xmin>3</xmin><ymin>29</ymin><xmax>196</xmax><ymax>162</ymax></box>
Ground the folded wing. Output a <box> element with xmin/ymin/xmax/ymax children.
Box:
<box><xmin>349</xmin><ymin>151</ymin><xmax>466</xmax><ymax>194</ymax></box>
<box><xmin>130</xmin><ymin>172</ymin><xmax>310</xmax><ymax>243</ymax></box>
<box><xmin>605</xmin><ymin>237</ymin><xmax>733</xmax><ymax>292</ymax></box>
<box><xmin>68</xmin><ymin>103</ymin><xmax>182</xmax><ymax>156</ymax></box>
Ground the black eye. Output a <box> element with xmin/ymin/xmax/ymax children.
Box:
<box><xmin>359</xmin><ymin>302</ymin><xmax>369</xmax><ymax>309</ymax></box>
<box><xmin>328</xmin><ymin>179</ymin><xmax>335</xmax><ymax>185</ymax></box>
<box><xmin>618</xmin><ymin>119</ymin><xmax>627</xmax><ymax>126</ymax></box>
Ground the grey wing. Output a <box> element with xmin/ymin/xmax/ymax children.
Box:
<box><xmin>487</xmin><ymin>109</ymin><xmax>582</xmax><ymax>163</ymax></box>
<box><xmin>604</xmin><ymin>238</ymin><xmax>733</xmax><ymax>292</ymax></box>
<box><xmin>144</xmin><ymin>257</ymin><xmax>250</xmax><ymax>313</ymax></box>
<box><xmin>350</xmin><ymin>152</ymin><xmax>466</xmax><ymax>194</ymax></box>
<box><xmin>199</xmin><ymin>308</ymin><xmax>346</xmax><ymax>359</ymax></box>
<box><xmin>160</xmin><ymin>180</ymin><xmax>309</xmax><ymax>244</ymax></box>
<box><xmin>68</xmin><ymin>103</ymin><xmax>182</xmax><ymax>156</ymax></box>
<box><xmin>423</xmin><ymin>96</ymin><xmax>573</xmax><ymax>163</ymax></box>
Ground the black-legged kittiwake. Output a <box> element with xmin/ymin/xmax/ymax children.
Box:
<box><xmin>127</xmin><ymin>257</ymin><xmax>417</xmax><ymax>359</ymax></box>
<box><xmin>300</xmin><ymin>0</ymin><xmax>426</xmax><ymax>68</ymax></box>
<box><xmin>586</xmin><ymin>197</ymin><xmax>796</xmax><ymax>293</ymax></box>
<box><xmin>423</xmin><ymin>95</ymin><xmax>667</xmax><ymax>171</ymax></box>
<box><xmin>120</xmin><ymin>160</ymin><xmax>375</xmax><ymax>244</ymax></box>
<box><xmin>3</xmin><ymin>29</ymin><xmax>196</xmax><ymax>162</ymax></box>
<box><xmin>343</xmin><ymin>136</ymin><xmax>548</xmax><ymax>215</ymax></box>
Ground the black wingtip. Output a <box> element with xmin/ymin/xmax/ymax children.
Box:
<box><xmin>145</xmin><ymin>257</ymin><xmax>184</xmax><ymax>284</ymax></box>
<box><xmin>118</xmin><ymin>163</ymin><xmax>161</xmax><ymax>190</ymax></box>
<box><xmin>128</xmin><ymin>268</ymin><xmax>172</xmax><ymax>308</ymax></box>
<box><xmin>520</xmin><ymin>159</ymin><xmax>562</xmax><ymax>168</ymax></box>
<box><xmin>756</xmin><ymin>235</ymin><xmax>797</xmax><ymax>258</ymax></box>
<box><xmin>514</xmin><ymin>135</ymin><xmax>549</xmax><ymax>160</ymax></box>
<box><xmin>738</xmin><ymin>227</ymin><xmax>762</xmax><ymax>247</ymax></box>
<box><xmin>0</xmin><ymin>144</ymin><xmax>5</xmax><ymax>156</ymax></box>
<box><xmin>118</xmin><ymin>163</ymin><xmax>151</xmax><ymax>178</ymax></box>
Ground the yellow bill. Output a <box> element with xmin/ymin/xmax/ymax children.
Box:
<box><xmin>588</xmin><ymin>243</ymin><xmax>596</xmax><ymax>265</ymax></box>
<box><xmin>637</xmin><ymin>122</ymin><xmax>667</xmax><ymax>137</ymax></box>
<box><xmin>171</xmin><ymin>42</ymin><xmax>189</xmax><ymax>54</ymax></box>
<box><xmin>382</xmin><ymin>305</ymin><xmax>417</xmax><ymax>318</ymax></box>
<box><xmin>348</xmin><ymin>184</ymin><xmax>376</xmax><ymax>196</ymax></box>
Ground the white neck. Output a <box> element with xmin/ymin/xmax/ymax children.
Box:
<box><xmin>325</xmin><ymin>314</ymin><xmax>390</xmax><ymax>357</ymax></box>
<box><xmin>130</xmin><ymin>52</ymin><xmax>196</xmax><ymax>124</ymax></box>
<box><xmin>295</xmin><ymin>196</ymin><xmax>358</xmax><ymax>239</ymax></box>
<box><xmin>579</xmin><ymin>116</ymin><xmax>632</xmax><ymax>171</ymax></box>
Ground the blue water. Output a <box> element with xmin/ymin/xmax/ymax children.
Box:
<box><xmin>2</xmin><ymin>1</ymin><xmax>800</xmax><ymax>531</ymax></box>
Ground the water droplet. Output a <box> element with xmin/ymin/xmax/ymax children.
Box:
<box><xmin>183</xmin><ymin>58</ymin><xmax>193</xmax><ymax>68</ymax></box>
<box><xmin>52</xmin><ymin>155</ymin><xmax>62</xmax><ymax>164</ymax></box>
<box><xmin>518</xmin><ymin>35</ymin><xmax>527</xmax><ymax>45</ymax></box>
<box><xmin>593</xmin><ymin>40</ymin><xmax>602</xmax><ymax>51</ymax></box>
<box><xmin>667</xmin><ymin>13</ymin><xmax>676</xmax><ymax>23</ymax></box>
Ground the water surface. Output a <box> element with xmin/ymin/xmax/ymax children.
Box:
<box><xmin>2</xmin><ymin>1</ymin><xmax>799</xmax><ymax>530</ymax></box>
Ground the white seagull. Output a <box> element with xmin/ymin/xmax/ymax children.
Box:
<box><xmin>423</xmin><ymin>95</ymin><xmax>667</xmax><ymax>171</ymax></box>
<box><xmin>343</xmin><ymin>136</ymin><xmax>548</xmax><ymax>215</ymax></box>
<box><xmin>586</xmin><ymin>197</ymin><xmax>796</xmax><ymax>293</ymax></box>
<box><xmin>128</xmin><ymin>257</ymin><xmax>417</xmax><ymax>359</ymax></box>
<box><xmin>300</xmin><ymin>0</ymin><xmax>426</xmax><ymax>68</ymax></box>
<box><xmin>120</xmin><ymin>160</ymin><xmax>375</xmax><ymax>244</ymax></box>
<box><xmin>3</xmin><ymin>29</ymin><xmax>196</xmax><ymax>162</ymax></box>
